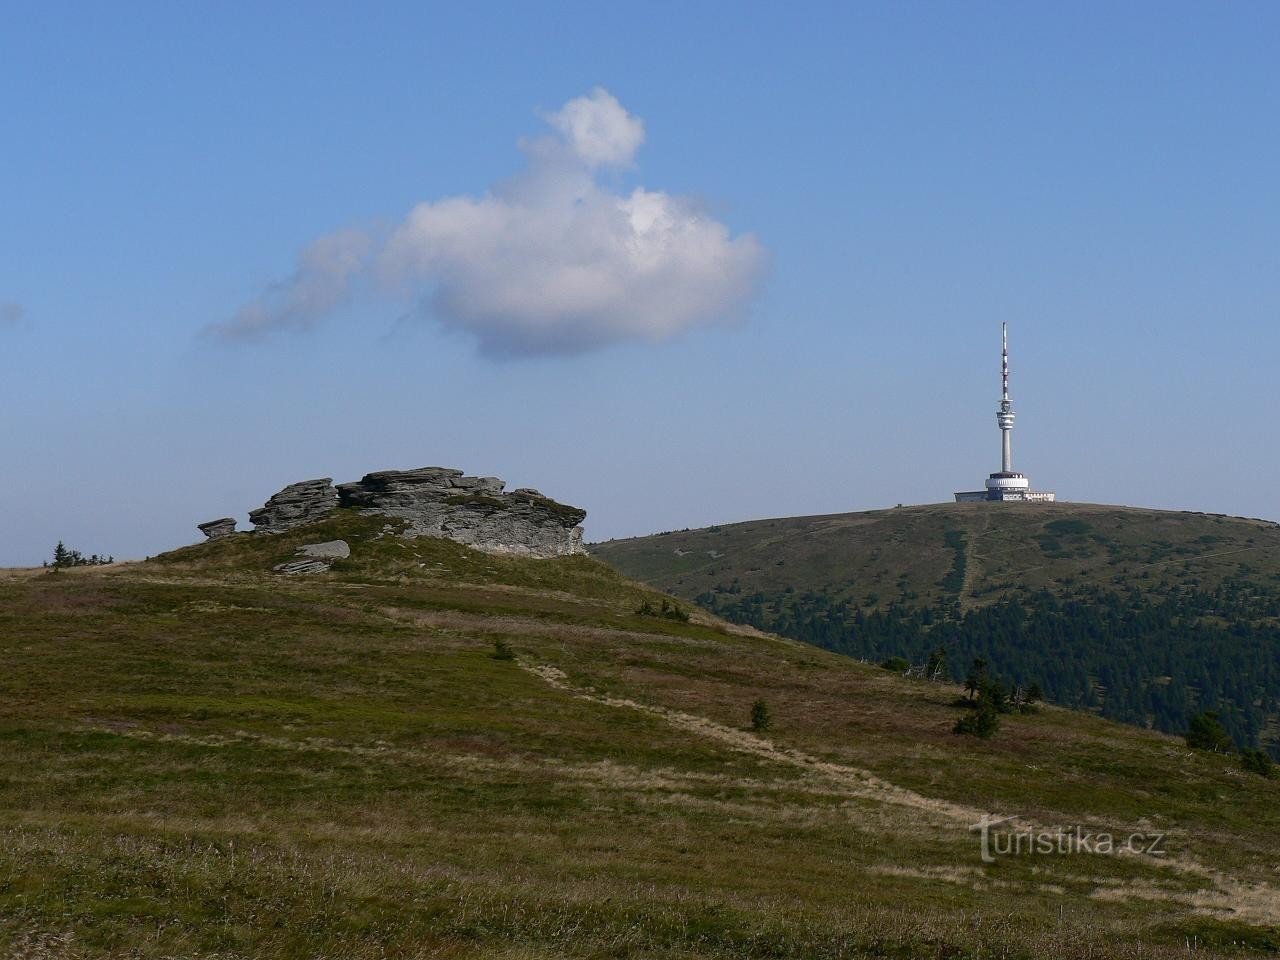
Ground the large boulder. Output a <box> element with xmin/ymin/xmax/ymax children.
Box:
<box><xmin>197</xmin><ymin>518</ymin><xmax>237</xmax><ymax>540</ymax></box>
<box><xmin>249</xmin><ymin>478</ymin><xmax>337</xmax><ymax>534</ymax></box>
<box><xmin>297</xmin><ymin>540</ymin><xmax>351</xmax><ymax>560</ymax></box>
<box><xmin>337</xmin><ymin>467</ymin><xmax>586</xmax><ymax>558</ymax></box>
<box><xmin>273</xmin><ymin>540</ymin><xmax>351</xmax><ymax>576</ymax></box>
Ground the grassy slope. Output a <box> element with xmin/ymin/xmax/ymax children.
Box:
<box><xmin>590</xmin><ymin>502</ymin><xmax>1280</xmax><ymax>614</ymax></box>
<box><xmin>0</xmin><ymin>510</ymin><xmax>1277</xmax><ymax>958</ymax></box>
<box><xmin>592</xmin><ymin>503</ymin><xmax>1280</xmax><ymax>748</ymax></box>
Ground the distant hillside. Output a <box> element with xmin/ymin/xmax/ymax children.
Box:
<box><xmin>3</xmin><ymin>507</ymin><xmax>1280</xmax><ymax>957</ymax></box>
<box><xmin>593</xmin><ymin>502</ymin><xmax>1280</xmax><ymax>754</ymax></box>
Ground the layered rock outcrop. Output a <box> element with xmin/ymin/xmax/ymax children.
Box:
<box><xmin>249</xmin><ymin>478</ymin><xmax>338</xmax><ymax>534</ymax></box>
<box><xmin>197</xmin><ymin>518</ymin><xmax>237</xmax><ymax>540</ymax></box>
<box><xmin>200</xmin><ymin>467</ymin><xmax>585</xmax><ymax>559</ymax></box>
<box><xmin>338</xmin><ymin>467</ymin><xmax>586</xmax><ymax>558</ymax></box>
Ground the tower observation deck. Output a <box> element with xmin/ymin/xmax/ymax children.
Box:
<box><xmin>954</xmin><ymin>324</ymin><xmax>1056</xmax><ymax>503</ymax></box>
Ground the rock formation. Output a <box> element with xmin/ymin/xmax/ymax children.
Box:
<box><xmin>337</xmin><ymin>467</ymin><xmax>586</xmax><ymax>558</ymax></box>
<box><xmin>249</xmin><ymin>478</ymin><xmax>338</xmax><ymax>534</ymax></box>
<box><xmin>202</xmin><ymin>467</ymin><xmax>585</xmax><ymax>560</ymax></box>
<box><xmin>197</xmin><ymin>518</ymin><xmax>237</xmax><ymax>540</ymax></box>
<box><xmin>273</xmin><ymin>540</ymin><xmax>351</xmax><ymax>575</ymax></box>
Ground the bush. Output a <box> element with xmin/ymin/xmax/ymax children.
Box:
<box><xmin>491</xmin><ymin>639</ymin><xmax>516</xmax><ymax>661</ymax></box>
<box><xmin>954</xmin><ymin>673</ymin><xmax>1012</xmax><ymax>737</ymax></box>
<box><xmin>46</xmin><ymin>541</ymin><xmax>113</xmax><ymax>569</ymax></box>
<box><xmin>1186</xmin><ymin>711</ymin><xmax>1235</xmax><ymax>753</ymax></box>
<box><xmin>880</xmin><ymin>656</ymin><xmax>910</xmax><ymax>673</ymax></box>
<box><xmin>636</xmin><ymin>598</ymin><xmax>691</xmax><ymax>621</ymax></box>
<box><xmin>981</xmin><ymin>677</ymin><xmax>1014</xmax><ymax>715</ymax></box>
<box><xmin>750</xmin><ymin>699</ymin><xmax>771</xmax><ymax>733</ymax></box>
<box><xmin>1240</xmin><ymin>748</ymin><xmax>1275</xmax><ymax>779</ymax></box>
<box><xmin>660</xmin><ymin>599</ymin><xmax>690</xmax><ymax>622</ymax></box>
<box><xmin>954</xmin><ymin>698</ymin><xmax>1000</xmax><ymax>738</ymax></box>
<box><xmin>964</xmin><ymin>658</ymin><xmax>989</xmax><ymax>700</ymax></box>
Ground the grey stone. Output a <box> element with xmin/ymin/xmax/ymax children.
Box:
<box><xmin>250</xmin><ymin>478</ymin><xmax>337</xmax><ymax>534</ymax></box>
<box><xmin>297</xmin><ymin>540</ymin><xmax>350</xmax><ymax>560</ymax></box>
<box><xmin>272</xmin><ymin>539</ymin><xmax>351</xmax><ymax>575</ymax></box>
<box><xmin>337</xmin><ymin>466</ymin><xmax>586</xmax><ymax>559</ymax></box>
<box><xmin>197</xmin><ymin>518</ymin><xmax>237</xmax><ymax>540</ymax></box>
<box><xmin>273</xmin><ymin>558</ymin><xmax>332</xmax><ymax>575</ymax></box>
<box><xmin>449</xmin><ymin>475</ymin><xmax>504</xmax><ymax>494</ymax></box>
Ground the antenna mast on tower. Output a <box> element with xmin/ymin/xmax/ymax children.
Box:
<box><xmin>953</xmin><ymin>323</ymin><xmax>1056</xmax><ymax>503</ymax></box>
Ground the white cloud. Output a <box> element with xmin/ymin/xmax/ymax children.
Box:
<box><xmin>0</xmin><ymin>301</ymin><xmax>23</xmax><ymax>325</ymax></box>
<box><xmin>207</xmin><ymin>229</ymin><xmax>371</xmax><ymax>340</ymax></box>
<box><xmin>213</xmin><ymin>89</ymin><xmax>765</xmax><ymax>356</ymax></box>
<box><xmin>542</xmin><ymin>87</ymin><xmax>645</xmax><ymax>169</ymax></box>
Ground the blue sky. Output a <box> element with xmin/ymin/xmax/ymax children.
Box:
<box><xmin>2</xmin><ymin>2</ymin><xmax>1278</xmax><ymax>565</ymax></box>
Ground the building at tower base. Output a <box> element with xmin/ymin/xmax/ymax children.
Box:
<box><xmin>954</xmin><ymin>324</ymin><xmax>1056</xmax><ymax>504</ymax></box>
<box><xmin>954</xmin><ymin>476</ymin><xmax>1057</xmax><ymax>503</ymax></box>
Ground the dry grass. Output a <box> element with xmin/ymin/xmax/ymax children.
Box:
<box><xmin>1</xmin><ymin>515</ymin><xmax>1278</xmax><ymax>957</ymax></box>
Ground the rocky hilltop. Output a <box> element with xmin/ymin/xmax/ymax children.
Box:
<box><xmin>200</xmin><ymin>466</ymin><xmax>586</xmax><ymax>559</ymax></box>
<box><xmin>247</xmin><ymin>478</ymin><xmax>338</xmax><ymax>534</ymax></box>
<box><xmin>338</xmin><ymin>467</ymin><xmax>586</xmax><ymax>558</ymax></box>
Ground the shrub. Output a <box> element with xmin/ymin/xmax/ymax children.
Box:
<box><xmin>955</xmin><ymin>672</ymin><xmax>1013</xmax><ymax>737</ymax></box>
<box><xmin>1185</xmin><ymin>711</ymin><xmax>1235</xmax><ymax>753</ymax></box>
<box><xmin>954</xmin><ymin>698</ymin><xmax>1000</xmax><ymax>738</ymax></box>
<box><xmin>880</xmin><ymin>656</ymin><xmax>911</xmax><ymax>673</ymax></box>
<box><xmin>750</xmin><ymin>700</ymin><xmax>771</xmax><ymax>733</ymax></box>
<box><xmin>46</xmin><ymin>541</ymin><xmax>113</xmax><ymax>569</ymax></box>
<box><xmin>964</xmin><ymin>658</ymin><xmax>989</xmax><ymax>700</ymax></box>
<box><xmin>636</xmin><ymin>598</ymin><xmax>691</xmax><ymax>621</ymax></box>
<box><xmin>660</xmin><ymin>599</ymin><xmax>690</xmax><ymax>622</ymax></box>
<box><xmin>1240</xmin><ymin>748</ymin><xmax>1275</xmax><ymax>779</ymax></box>
<box><xmin>491</xmin><ymin>639</ymin><xmax>515</xmax><ymax>661</ymax></box>
<box><xmin>980</xmin><ymin>676</ymin><xmax>1014</xmax><ymax>715</ymax></box>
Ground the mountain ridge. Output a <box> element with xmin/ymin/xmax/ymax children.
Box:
<box><xmin>592</xmin><ymin>501</ymin><xmax>1280</xmax><ymax>754</ymax></box>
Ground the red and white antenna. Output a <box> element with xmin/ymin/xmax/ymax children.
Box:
<box><xmin>996</xmin><ymin>323</ymin><xmax>1016</xmax><ymax>473</ymax></box>
<box><xmin>1001</xmin><ymin>322</ymin><xmax>1010</xmax><ymax>401</ymax></box>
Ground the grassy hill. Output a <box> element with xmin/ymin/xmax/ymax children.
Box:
<box><xmin>592</xmin><ymin>502</ymin><xmax>1280</xmax><ymax>754</ymax></box>
<box><xmin>2</xmin><ymin>509</ymin><xmax>1280</xmax><ymax>958</ymax></box>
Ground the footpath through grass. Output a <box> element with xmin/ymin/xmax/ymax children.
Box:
<box><xmin>1</xmin><ymin>512</ymin><xmax>1278</xmax><ymax>958</ymax></box>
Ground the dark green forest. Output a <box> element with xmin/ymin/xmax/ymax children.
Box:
<box><xmin>697</xmin><ymin>576</ymin><xmax>1280</xmax><ymax>756</ymax></box>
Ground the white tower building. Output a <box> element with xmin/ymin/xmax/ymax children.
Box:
<box><xmin>955</xmin><ymin>324</ymin><xmax>1056</xmax><ymax>503</ymax></box>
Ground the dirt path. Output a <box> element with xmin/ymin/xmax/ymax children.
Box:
<box><xmin>521</xmin><ymin>660</ymin><xmax>1280</xmax><ymax>926</ymax></box>
<box><xmin>956</xmin><ymin>511</ymin><xmax>991</xmax><ymax>614</ymax></box>
<box><xmin>522</xmin><ymin>663</ymin><xmax>987</xmax><ymax>824</ymax></box>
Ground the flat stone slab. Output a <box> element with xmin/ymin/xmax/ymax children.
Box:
<box><xmin>272</xmin><ymin>539</ymin><xmax>351</xmax><ymax>575</ymax></box>
<box><xmin>197</xmin><ymin>518</ymin><xmax>237</xmax><ymax>540</ymax></box>
<box><xmin>297</xmin><ymin>540</ymin><xmax>351</xmax><ymax>560</ymax></box>
<box><xmin>273</xmin><ymin>559</ymin><xmax>332</xmax><ymax>576</ymax></box>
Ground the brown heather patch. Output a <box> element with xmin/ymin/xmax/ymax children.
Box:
<box><xmin>389</xmin><ymin>606</ymin><xmax>726</xmax><ymax>651</ymax></box>
<box><xmin>522</xmin><ymin>659</ymin><xmax>1280</xmax><ymax>929</ymax></box>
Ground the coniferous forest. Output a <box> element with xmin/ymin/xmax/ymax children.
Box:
<box><xmin>697</xmin><ymin>577</ymin><xmax>1280</xmax><ymax>755</ymax></box>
